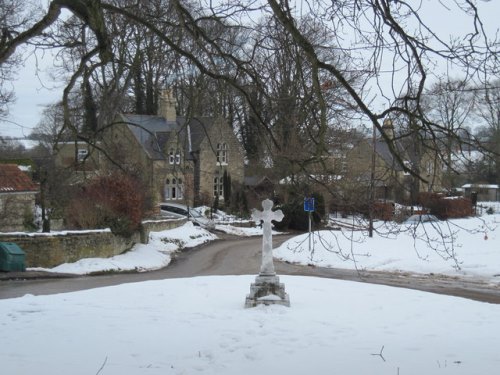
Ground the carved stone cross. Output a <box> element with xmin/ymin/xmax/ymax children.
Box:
<box><xmin>251</xmin><ymin>199</ymin><xmax>284</xmax><ymax>276</ymax></box>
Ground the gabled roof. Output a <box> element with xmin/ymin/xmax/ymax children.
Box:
<box><xmin>119</xmin><ymin>114</ymin><xmax>215</xmax><ymax>160</ymax></box>
<box><xmin>0</xmin><ymin>164</ymin><xmax>38</xmax><ymax>193</ymax></box>
<box><xmin>120</xmin><ymin>114</ymin><xmax>177</xmax><ymax>160</ymax></box>
<box><xmin>178</xmin><ymin>116</ymin><xmax>215</xmax><ymax>151</ymax></box>
<box><xmin>374</xmin><ymin>135</ymin><xmax>425</xmax><ymax>172</ymax></box>
<box><xmin>374</xmin><ymin>139</ymin><xmax>406</xmax><ymax>171</ymax></box>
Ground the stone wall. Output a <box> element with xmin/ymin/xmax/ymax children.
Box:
<box><xmin>0</xmin><ymin>192</ymin><xmax>36</xmax><ymax>232</ymax></box>
<box><xmin>140</xmin><ymin>218</ymin><xmax>187</xmax><ymax>243</ymax></box>
<box><xmin>0</xmin><ymin>218</ymin><xmax>186</xmax><ymax>268</ymax></box>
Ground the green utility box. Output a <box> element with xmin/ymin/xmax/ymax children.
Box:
<box><xmin>0</xmin><ymin>242</ymin><xmax>26</xmax><ymax>272</ymax></box>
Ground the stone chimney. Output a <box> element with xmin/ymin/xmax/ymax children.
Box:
<box><xmin>158</xmin><ymin>89</ymin><xmax>177</xmax><ymax>122</ymax></box>
<box><xmin>382</xmin><ymin>118</ymin><xmax>394</xmax><ymax>140</ymax></box>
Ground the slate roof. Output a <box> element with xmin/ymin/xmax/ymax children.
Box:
<box><xmin>375</xmin><ymin>140</ymin><xmax>404</xmax><ymax>171</ymax></box>
<box><xmin>244</xmin><ymin>176</ymin><xmax>273</xmax><ymax>187</ymax></box>
<box><xmin>119</xmin><ymin>114</ymin><xmax>215</xmax><ymax>160</ymax></box>
<box><xmin>374</xmin><ymin>137</ymin><xmax>419</xmax><ymax>172</ymax></box>
<box><xmin>0</xmin><ymin>164</ymin><xmax>39</xmax><ymax>193</ymax></box>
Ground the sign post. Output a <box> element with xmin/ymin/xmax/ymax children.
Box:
<box><xmin>304</xmin><ymin>197</ymin><xmax>315</xmax><ymax>254</ymax></box>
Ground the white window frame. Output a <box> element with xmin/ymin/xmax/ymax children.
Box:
<box><xmin>213</xmin><ymin>176</ymin><xmax>224</xmax><ymax>199</ymax></box>
<box><xmin>165</xmin><ymin>177</ymin><xmax>183</xmax><ymax>200</ymax></box>
<box><xmin>169</xmin><ymin>149</ymin><xmax>175</xmax><ymax>165</ymax></box>
<box><xmin>216</xmin><ymin>143</ymin><xmax>228</xmax><ymax>165</ymax></box>
<box><xmin>77</xmin><ymin>148</ymin><xmax>88</xmax><ymax>162</ymax></box>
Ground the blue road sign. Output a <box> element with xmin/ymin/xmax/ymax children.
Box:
<box><xmin>304</xmin><ymin>197</ymin><xmax>315</xmax><ymax>212</ymax></box>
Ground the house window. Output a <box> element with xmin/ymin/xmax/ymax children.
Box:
<box><xmin>165</xmin><ymin>177</ymin><xmax>183</xmax><ymax>200</ymax></box>
<box><xmin>403</xmin><ymin>161</ymin><xmax>412</xmax><ymax>175</ymax></box>
<box><xmin>426</xmin><ymin>160</ymin><xmax>434</xmax><ymax>176</ymax></box>
<box><xmin>169</xmin><ymin>149</ymin><xmax>175</xmax><ymax>164</ymax></box>
<box><xmin>213</xmin><ymin>176</ymin><xmax>223</xmax><ymax>198</ymax></box>
<box><xmin>77</xmin><ymin>149</ymin><xmax>88</xmax><ymax>162</ymax></box>
<box><xmin>169</xmin><ymin>149</ymin><xmax>181</xmax><ymax>165</ymax></box>
<box><xmin>216</xmin><ymin>143</ymin><xmax>228</xmax><ymax>164</ymax></box>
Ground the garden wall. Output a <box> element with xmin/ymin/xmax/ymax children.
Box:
<box><xmin>0</xmin><ymin>218</ymin><xmax>186</xmax><ymax>268</ymax></box>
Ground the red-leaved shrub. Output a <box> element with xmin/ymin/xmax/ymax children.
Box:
<box><xmin>418</xmin><ymin>192</ymin><xmax>473</xmax><ymax>219</ymax></box>
<box><xmin>65</xmin><ymin>173</ymin><xmax>144</xmax><ymax>237</ymax></box>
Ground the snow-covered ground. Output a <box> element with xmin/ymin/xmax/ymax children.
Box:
<box><xmin>2</xmin><ymin>209</ymin><xmax>500</xmax><ymax>374</ymax></box>
<box><xmin>275</xmin><ymin>213</ymin><xmax>500</xmax><ymax>284</ymax></box>
<box><xmin>1</xmin><ymin>275</ymin><xmax>499</xmax><ymax>374</ymax></box>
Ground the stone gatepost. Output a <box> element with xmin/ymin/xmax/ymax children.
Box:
<box><xmin>245</xmin><ymin>199</ymin><xmax>290</xmax><ymax>308</ymax></box>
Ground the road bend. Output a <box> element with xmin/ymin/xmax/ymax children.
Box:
<box><xmin>1</xmin><ymin>233</ymin><xmax>499</xmax><ymax>303</ymax></box>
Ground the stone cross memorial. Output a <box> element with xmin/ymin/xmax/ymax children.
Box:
<box><xmin>245</xmin><ymin>199</ymin><xmax>290</xmax><ymax>308</ymax></box>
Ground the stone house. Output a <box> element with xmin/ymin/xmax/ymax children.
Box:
<box><xmin>333</xmin><ymin>119</ymin><xmax>443</xmax><ymax>205</ymax></box>
<box><xmin>282</xmin><ymin>120</ymin><xmax>444</xmax><ymax>212</ymax></box>
<box><xmin>102</xmin><ymin>89</ymin><xmax>245</xmax><ymax>208</ymax></box>
<box><xmin>0</xmin><ymin>164</ymin><xmax>39</xmax><ymax>232</ymax></box>
<box><xmin>53</xmin><ymin>141</ymin><xmax>102</xmax><ymax>183</ymax></box>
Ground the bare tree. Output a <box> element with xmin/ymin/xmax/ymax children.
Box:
<box><xmin>474</xmin><ymin>80</ymin><xmax>500</xmax><ymax>183</ymax></box>
<box><xmin>0</xmin><ymin>0</ymin><xmax>497</xmax><ymax>195</ymax></box>
<box><xmin>0</xmin><ymin>0</ymin><xmax>44</xmax><ymax>117</ymax></box>
<box><xmin>425</xmin><ymin>78</ymin><xmax>476</xmax><ymax>190</ymax></box>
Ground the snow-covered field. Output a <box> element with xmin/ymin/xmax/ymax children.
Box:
<box><xmin>2</xmin><ymin>209</ymin><xmax>500</xmax><ymax>374</ymax></box>
<box><xmin>1</xmin><ymin>275</ymin><xmax>499</xmax><ymax>375</ymax></box>
<box><xmin>275</xmin><ymin>213</ymin><xmax>500</xmax><ymax>284</ymax></box>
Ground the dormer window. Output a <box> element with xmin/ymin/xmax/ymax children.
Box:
<box><xmin>216</xmin><ymin>143</ymin><xmax>228</xmax><ymax>164</ymax></box>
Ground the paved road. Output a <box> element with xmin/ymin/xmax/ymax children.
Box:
<box><xmin>1</xmin><ymin>233</ymin><xmax>500</xmax><ymax>303</ymax></box>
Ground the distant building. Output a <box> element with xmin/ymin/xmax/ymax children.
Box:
<box><xmin>101</xmin><ymin>89</ymin><xmax>245</xmax><ymax>208</ymax></box>
<box><xmin>53</xmin><ymin>141</ymin><xmax>102</xmax><ymax>182</ymax></box>
<box><xmin>0</xmin><ymin>164</ymin><xmax>39</xmax><ymax>232</ymax></box>
<box><xmin>330</xmin><ymin>119</ymin><xmax>443</xmax><ymax>205</ymax></box>
<box><xmin>462</xmin><ymin>184</ymin><xmax>500</xmax><ymax>202</ymax></box>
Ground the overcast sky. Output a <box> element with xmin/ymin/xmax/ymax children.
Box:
<box><xmin>2</xmin><ymin>0</ymin><xmax>499</xmax><ymax>139</ymax></box>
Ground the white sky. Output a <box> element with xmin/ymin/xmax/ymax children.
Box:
<box><xmin>1</xmin><ymin>0</ymin><xmax>499</xmax><ymax>139</ymax></box>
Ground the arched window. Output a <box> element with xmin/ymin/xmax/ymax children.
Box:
<box><xmin>164</xmin><ymin>177</ymin><xmax>183</xmax><ymax>200</ymax></box>
<box><xmin>175</xmin><ymin>150</ymin><xmax>181</xmax><ymax>164</ymax></box>
<box><xmin>216</xmin><ymin>143</ymin><xmax>228</xmax><ymax>164</ymax></box>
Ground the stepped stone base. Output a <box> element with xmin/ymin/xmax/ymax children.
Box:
<box><xmin>244</xmin><ymin>275</ymin><xmax>290</xmax><ymax>308</ymax></box>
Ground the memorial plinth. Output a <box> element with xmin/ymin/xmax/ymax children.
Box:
<box><xmin>245</xmin><ymin>199</ymin><xmax>290</xmax><ymax>308</ymax></box>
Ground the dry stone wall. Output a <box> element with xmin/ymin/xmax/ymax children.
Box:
<box><xmin>0</xmin><ymin>218</ymin><xmax>186</xmax><ymax>268</ymax></box>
